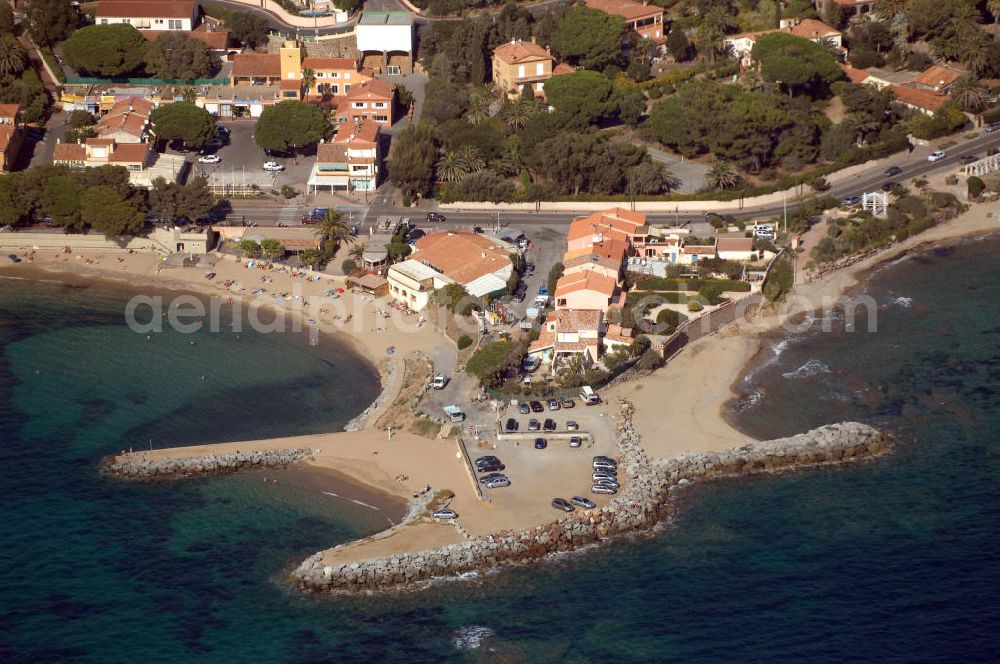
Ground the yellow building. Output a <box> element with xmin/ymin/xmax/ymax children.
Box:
<box><xmin>492</xmin><ymin>38</ymin><xmax>571</xmax><ymax>98</ymax></box>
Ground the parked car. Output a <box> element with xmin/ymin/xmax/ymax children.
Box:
<box><xmin>960</xmin><ymin>155</ymin><xmax>979</xmax><ymax>165</ymax></box>
<box><xmin>203</xmin><ymin>138</ymin><xmax>224</xmax><ymax>150</ymax></box>
<box><xmin>8</xmin><ymin>254</ymin><xmax>21</xmax><ymax>263</ymax></box>
<box><xmin>432</xmin><ymin>509</ymin><xmax>458</xmax><ymax>520</ymax></box>
<box><xmin>842</xmin><ymin>195</ymin><xmax>862</xmax><ymax>206</ymax></box>
<box><xmin>593</xmin><ymin>455</ymin><xmax>617</xmax><ymax>465</ymax></box>
<box><xmin>512</xmin><ymin>290</ymin><xmax>526</xmax><ymax>303</ymax></box>
<box><xmin>570</xmin><ymin>496</ymin><xmax>596</xmax><ymax>509</ymax></box>
<box><xmin>551</xmin><ymin>498</ymin><xmax>574</xmax><ymax>513</ymax></box>
<box><xmin>431</xmin><ymin>375</ymin><xmax>448</xmax><ymax>390</ymax></box>
<box><xmin>928</xmin><ymin>151</ymin><xmax>947</xmax><ymax>162</ymax></box>
<box><xmin>530</xmin><ymin>400</ymin><xmax>544</xmax><ymax>413</ymax></box>
<box><xmin>593</xmin><ymin>461</ymin><xmax>617</xmax><ymax>472</ymax></box>
<box><xmin>592</xmin><ymin>484</ymin><xmax>617</xmax><ymax>495</ymax></box>
<box><xmin>473</xmin><ymin>226</ymin><xmax>483</xmax><ymax>234</ymax></box>
<box><xmin>560</xmin><ymin>397</ymin><xmax>575</xmax><ymax>409</ymax></box>
<box><xmin>518</xmin><ymin>401</ymin><xmax>530</xmax><ymax>415</ymax></box>
<box><xmin>593</xmin><ymin>471</ymin><xmax>618</xmax><ymax>483</ymax></box>
<box><xmin>986</xmin><ymin>122</ymin><xmax>1000</xmax><ymax>133</ymax></box>
<box><xmin>504</xmin><ymin>418</ymin><xmax>518</xmax><ymax>433</ymax></box>
<box><xmin>263</xmin><ymin>161</ymin><xmax>285</xmax><ymax>172</ymax></box>
<box><xmin>198</xmin><ymin>154</ymin><xmax>221</xmax><ymax>164</ymax></box>
<box><xmin>547</xmin><ymin>398</ymin><xmax>560</xmax><ymax>411</ymax></box>
<box><xmin>883</xmin><ymin>165</ymin><xmax>903</xmax><ymax>177</ymax></box>
<box><xmin>580</xmin><ymin>386</ymin><xmax>600</xmax><ymax>405</ymax></box>
<box><xmin>569</xmin><ymin>436</ymin><xmax>582</xmax><ymax>448</ymax></box>
<box><xmin>566</xmin><ymin>420</ymin><xmax>579</xmax><ymax>431</ymax></box>
<box><xmin>426</xmin><ymin>212</ymin><xmax>446</xmax><ymax>222</ymax></box>
<box><xmin>534</xmin><ymin>438</ymin><xmax>547</xmax><ymax>449</ymax></box>
<box><xmin>475</xmin><ymin>456</ymin><xmax>504</xmax><ymax>472</ymax></box>
<box><xmin>543</xmin><ymin>418</ymin><xmax>556</xmax><ymax>432</ymax></box>
<box><xmin>483</xmin><ymin>475</ymin><xmax>511</xmax><ymax>489</ymax></box>
<box><xmin>528</xmin><ymin>419</ymin><xmax>541</xmax><ymax>431</ymax></box>
<box><xmin>216</xmin><ymin>126</ymin><xmax>230</xmax><ymax>137</ymax></box>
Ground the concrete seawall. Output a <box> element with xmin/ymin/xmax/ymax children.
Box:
<box><xmin>104</xmin><ymin>448</ymin><xmax>312</xmax><ymax>480</ymax></box>
<box><xmin>289</xmin><ymin>407</ymin><xmax>891</xmax><ymax>593</ymax></box>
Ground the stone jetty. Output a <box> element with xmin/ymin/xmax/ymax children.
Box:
<box><xmin>289</xmin><ymin>405</ymin><xmax>891</xmax><ymax>594</ymax></box>
<box><xmin>104</xmin><ymin>448</ymin><xmax>312</xmax><ymax>480</ymax></box>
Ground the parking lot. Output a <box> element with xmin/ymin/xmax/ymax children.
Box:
<box><xmin>459</xmin><ymin>398</ymin><xmax>620</xmax><ymax>534</ymax></box>
<box><xmin>193</xmin><ymin>121</ymin><xmax>316</xmax><ymax>192</ymax></box>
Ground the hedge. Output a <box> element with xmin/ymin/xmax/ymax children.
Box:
<box><xmin>633</xmin><ymin>277</ymin><xmax>751</xmax><ymax>292</ymax></box>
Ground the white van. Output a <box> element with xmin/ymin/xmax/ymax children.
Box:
<box><xmin>753</xmin><ymin>224</ymin><xmax>775</xmax><ymax>238</ymax></box>
<box><xmin>580</xmin><ymin>385</ymin><xmax>600</xmax><ymax>405</ymax></box>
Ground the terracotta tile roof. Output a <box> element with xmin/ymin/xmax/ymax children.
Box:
<box><xmin>316</xmin><ymin>143</ymin><xmax>348</xmax><ymax>163</ymax></box>
<box><xmin>493</xmin><ymin>39</ymin><xmax>551</xmax><ymax>65</ymax></box>
<box><xmin>552</xmin><ymin>63</ymin><xmax>575</xmax><ymax>76</ymax></box>
<box><xmin>604</xmin><ymin>323</ymin><xmax>632</xmax><ymax>342</ymax></box>
<box><xmin>334</xmin><ymin>120</ymin><xmax>380</xmax><ymax>145</ymax></box>
<box><xmin>682</xmin><ymin>245</ymin><xmax>716</xmax><ymax>255</ymax></box>
<box><xmin>555</xmin><ymin>308</ymin><xmax>601</xmax><ymax>331</ymax></box>
<box><xmin>915</xmin><ymin>65</ymin><xmax>963</xmax><ymax>89</ymax></box>
<box><xmin>53</xmin><ymin>143</ymin><xmax>87</xmax><ymax>161</ymax></box>
<box><xmin>789</xmin><ymin>19</ymin><xmax>841</xmax><ymax>39</ymax></box>
<box><xmin>0</xmin><ymin>104</ymin><xmax>18</xmax><ymax>121</ymax></box>
<box><xmin>302</xmin><ymin>57</ymin><xmax>357</xmax><ymax>70</ymax></box>
<box><xmin>141</xmin><ymin>29</ymin><xmax>229</xmax><ymax>50</ymax></box>
<box><xmin>585</xmin><ymin>0</ymin><xmax>662</xmax><ymax>20</ymax></box>
<box><xmin>840</xmin><ymin>63</ymin><xmax>870</xmax><ymax>84</ymax></box>
<box><xmin>891</xmin><ymin>84</ymin><xmax>947</xmax><ymax>112</ymax></box>
<box><xmin>279</xmin><ymin>79</ymin><xmax>301</xmax><ymax>90</ymax></box>
<box><xmin>98</xmin><ymin>109</ymin><xmax>148</xmax><ymax>140</ymax></box>
<box><xmin>717</xmin><ymin>237</ymin><xmax>754</xmax><ymax>253</ymax></box>
<box><xmin>567</xmin><ymin>208</ymin><xmax>646</xmax><ymax>243</ymax></box>
<box><xmin>554</xmin><ymin>270</ymin><xmax>617</xmax><ymax>298</ymax></box>
<box><xmin>106</xmin><ymin>96</ymin><xmax>154</xmax><ymax>118</ymax></box>
<box><xmin>85</xmin><ymin>137</ymin><xmax>116</xmax><ymax>146</ymax></box>
<box><xmin>346</xmin><ymin>78</ymin><xmax>395</xmax><ymax>101</ymax></box>
<box><xmin>528</xmin><ymin>328</ymin><xmax>555</xmax><ymax>353</ymax></box>
<box><xmin>232</xmin><ymin>53</ymin><xmax>281</xmax><ymax>78</ymax></box>
<box><xmin>554</xmin><ymin>339</ymin><xmax>599</xmax><ymax>353</ymax></box>
<box><xmin>96</xmin><ymin>0</ymin><xmax>196</xmax><ymax>19</ymax></box>
<box><xmin>411</xmin><ymin>232</ymin><xmax>513</xmax><ymax>284</ymax></box>
<box><xmin>108</xmin><ymin>142</ymin><xmax>150</xmax><ymax>163</ymax></box>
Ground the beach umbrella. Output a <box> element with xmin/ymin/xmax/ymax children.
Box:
<box><xmin>336</xmin><ymin>288</ymin><xmax>345</xmax><ymax>294</ymax></box>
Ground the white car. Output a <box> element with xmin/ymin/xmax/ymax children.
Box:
<box><xmin>927</xmin><ymin>151</ymin><xmax>946</xmax><ymax>162</ymax></box>
<box><xmin>432</xmin><ymin>508</ymin><xmax>458</xmax><ymax>520</ymax></box>
<box><xmin>198</xmin><ymin>154</ymin><xmax>221</xmax><ymax>164</ymax></box>
<box><xmin>263</xmin><ymin>161</ymin><xmax>285</xmax><ymax>172</ymax></box>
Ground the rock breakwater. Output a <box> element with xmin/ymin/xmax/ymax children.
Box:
<box><xmin>290</xmin><ymin>406</ymin><xmax>891</xmax><ymax>593</ymax></box>
<box><xmin>104</xmin><ymin>448</ymin><xmax>312</xmax><ymax>480</ymax></box>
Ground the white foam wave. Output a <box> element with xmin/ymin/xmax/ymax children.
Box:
<box><xmin>782</xmin><ymin>359</ymin><xmax>832</xmax><ymax>379</ymax></box>
<box><xmin>453</xmin><ymin>625</ymin><xmax>495</xmax><ymax>651</ymax></box>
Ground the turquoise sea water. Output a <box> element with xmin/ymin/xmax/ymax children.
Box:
<box><xmin>2</xmin><ymin>236</ymin><xmax>1000</xmax><ymax>662</ymax></box>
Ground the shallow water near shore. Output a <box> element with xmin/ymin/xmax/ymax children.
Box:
<box><xmin>3</xmin><ymin>236</ymin><xmax>1000</xmax><ymax>662</ymax></box>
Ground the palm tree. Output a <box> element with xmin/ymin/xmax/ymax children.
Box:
<box><xmin>503</xmin><ymin>99</ymin><xmax>533</xmax><ymax>132</ymax></box>
<box><xmin>314</xmin><ymin>208</ymin><xmax>354</xmax><ymax>254</ymax></box>
<box><xmin>700</xmin><ymin>7</ymin><xmax>736</xmax><ymax>64</ymax></box>
<box><xmin>300</xmin><ymin>66</ymin><xmax>316</xmax><ymax>98</ymax></box>
<box><xmin>0</xmin><ymin>34</ymin><xmax>26</xmax><ymax>78</ymax></box>
<box><xmin>950</xmin><ymin>76</ymin><xmax>989</xmax><ymax>112</ymax></box>
<box><xmin>436</xmin><ymin>151</ymin><xmax>469</xmax><ymax>183</ymax></box>
<box><xmin>349</xmin><ymin>243</ymin><xmax>367</xmax><ymax>261</ymax></box>
<box><xmin>961</xmin><ymin>34</ymin><xmax>991</xmax><ymax>77</ymax></box>
<box><xmin>990</xmin><ymin>0</ymin><xmax>1000</xmax><ymax>39</ymax></box>
<box><xmin>457</xmin><ymin>145</ymin><xmax>485</xmax><ymax>174</ymax></box>
<box><xmin>706</xmin><ymin>161</ymin><xmax>740</xmax><ymax>190</ymax></box>
<box><xmin>466</xmin><ymin>92</ymin><xmax>490</xmax><ymax>125</ymax></box>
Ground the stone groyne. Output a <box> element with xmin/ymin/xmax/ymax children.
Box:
<box><xmin>103</xmin><ymin>448</ymin><xmax>312</xmax><ymax>480</ymax></box>
<box><xmin>289</xmin><ymin>409</ymin><xmax>891</xmax><ymax>593</ymax></box>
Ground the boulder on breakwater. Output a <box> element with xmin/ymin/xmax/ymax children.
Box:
<box><xmin>289</xmin><ymin>416</ymin><xmax>891</xmax><ymax>594</ymax></box>
<box><xmin>103</xmin><ymin>448</ymin><xmax>312</xmax><ymax>480</ymax></box>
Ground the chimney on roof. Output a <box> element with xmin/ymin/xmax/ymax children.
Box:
<box><xmin>531</xmin><ymin>35</ymin><xmax>536</xmax><ymax>44</ymax></box>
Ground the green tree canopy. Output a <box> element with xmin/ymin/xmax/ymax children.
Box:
<box><xmin>150</xmin><ymin>102</ymin><xmax>216</xmax><ymax>149</ymax></box>
<box><xmin>226</xmin><ymin>12</ymin><xmax>271</xmax><ymax>49</ymax></box>
<box><xmin>387</xmin><ymin>122</ymin><xmax>438</xmax><ymax>198</ymax></box>
<box><xmin>253</xmin><ymin>101</ymin><xmax>330</xmax><ymax>154</ymax></box>
<box><xmin>0</xmin><ymin>33</ymin><xmax>26</xmax><ymax>78</ymax></box>
<box><xmin>551</xmin><ymin>7</ymin><xmax>625</xmax><ymax>71</ymax></box>
<box><xmin>666</xmin><ymin>29</ymin><xmax>693</xmax><ymax>62</ymax></box>
<box><xmin>0</xmin><ymin>3</ymin><xmax>14</xmax><ymax>34</ymax></box>
<box><xmin>63</xmin><ymin>24</ymin><xmax>147</xmax><ymax>77</ymax></box>
<box><xmin>145</xmin><ymin>32</ymin><xmax>219</xmax><ymax>81</ymax></box>
<box><xmin>26</xmin><ymin>0</ymin><xmax>78</xmax><ymax>47</ymax></box>
<box><xmin>465</xmin><ymin>340</ymin><xmax>513</xmax><ymax>386</ymax></box>
<box><xmin>80</xmin><ymin>185</ymin><xmax>144</xmax><ymax>238</ymax></box>
<box><xmin>259</xmin><ymin>238</ymin><xmax>285</xmax><ymax>260</ymax></box>
<box><xmin>751</xmin><ymin>32</ymin><xmax>841</xmax><ymax>98</ymax></box>
<box><xmin>542</xmin><ymin>70</ymin><xmax>618</xmax><ymax>128</ymax></box>
<box><xmin>148</xmin><ymin>176</ymin><xmax>215</xmax><ymax>221</ymax></box>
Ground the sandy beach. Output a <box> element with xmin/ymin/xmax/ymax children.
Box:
<box><xmin>3</xmin><ymin>201</ymin><xmax>998</xmax><ymax>568</ymax></box>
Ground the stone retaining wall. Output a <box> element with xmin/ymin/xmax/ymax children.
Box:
<box><xmin>103</xmin><ymin>448</ymin><xmax>312</xmax><ymax>480</ymax></box>
<box><xmin>289</xmin><ymin>406</ymin><xmax>891</xmax><ymax>593</ymax></box>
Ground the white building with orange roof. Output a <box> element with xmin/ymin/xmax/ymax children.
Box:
<box><xmin>554</xmin><ymin>270</ymin><xmax>621</xmax><ymax>312</ymax></box>
<box><xmin>724</xmin><ymin>18</ymin><xmax>844</xmax><ymax>67</ymax></box>
<box><xmin>52</xmin><ymin>137</ymin><xmax>185</xmax><ymax>187</ymax></box>
<box><xmin>491</xmin><ymin>38</ymin><xmax>574</xmax><ymax>99</ymax></box>
<box><xmin>565</xmin><ymin>207</ymin><xmax>648</xmax><ymax>253</ymax></box>
<box><xmin>97</xmin><ymin>97</ymin><xmax>153</xmax><ymax>143</ymax></box>
<box><xmin>309</xmin><ymin>120</ymin><xmax>381</xmax><ymax>193</ymax></box>
<box><xmin>386</xmin><ymin>231</ymin><xmax>514</xmax><ymax>310</ymax></box>
<box><xmin>527</xmin><ymin>309</ymin><xmax>634</xmax><ymax>372</ymax></box>
<box><xmin>0</xmin><ymin>103</ymin><xmax>23</xmax><ymax>173</ymax></box>
<box><xmin>562</xmin><ymin>234</ymin><xmax>628</xmax><ymax>281</ymax></box>
<box><xmin>301</xmin><ymin>57</ymin><xmax>371</xmax><ymax>98</ymax></box>
<box><xmin>585</xmin><ymin>0</ymin><xmax>667</xmax><ymax>43</ymax></box>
